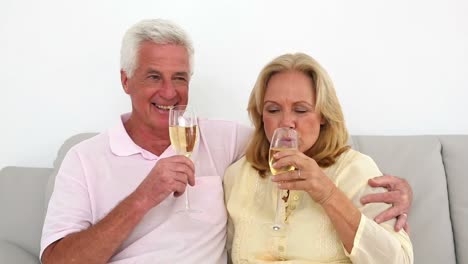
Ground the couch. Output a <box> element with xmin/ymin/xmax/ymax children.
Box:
<box><xmin>1</xmin><ymin>133</ymin><xmax>467</xmax><ymax>263</ymax></box>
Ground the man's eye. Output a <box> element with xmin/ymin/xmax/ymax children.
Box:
<box><xmin>149</xmin><ymin>75</ymin><xmax>161</xmax><ymax>80</ymax></box>
<box><xmin>174</xmin><ymin>76</ymin><xmax>187</xmax><ymax>82</ymax></box>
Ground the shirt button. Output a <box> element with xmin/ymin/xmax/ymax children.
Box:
<box><xmin>293</xmin><ymin>195</ymin><xmax>299</xmax><ymax>201</ymax></box>
<box><xmin>278</xmin><ymin>245</ymin><xmax>285</xmax><ymax>252</ymax></box>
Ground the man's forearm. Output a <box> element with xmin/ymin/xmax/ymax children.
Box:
<box><xmin>42</xmin><ymin>192</ymin><xmax>153</xmax><ymax>264</ymax></box>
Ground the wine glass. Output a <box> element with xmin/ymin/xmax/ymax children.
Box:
<box><xmin>268</xmin><ymin>127</ymin><xmax>298</xmax><ymax>231</ymax></box>
<box><xmin>169</xmin><ymin>105</ymin><xmax>199</xmax><ymax>213</ymax></box>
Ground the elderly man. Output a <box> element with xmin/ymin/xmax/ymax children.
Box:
<box><xmin>40</xmin><ymin>19</ymin><xmax>412</xmax><ymax>264</ymax></box>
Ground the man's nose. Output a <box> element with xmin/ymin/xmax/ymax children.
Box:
<box><xmin>160</xmin><ymin>81</ymin><xmax>177</xmax><ymax>98</ymax></box>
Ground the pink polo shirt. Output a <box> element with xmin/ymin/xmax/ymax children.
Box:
<box><xmin>40</xmin><ymin>113</ymin><xmax>252</xmax><ymax>263</ymax></box>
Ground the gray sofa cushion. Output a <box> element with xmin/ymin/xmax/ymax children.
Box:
<box><xmin>440</xmin><ymin>136</ymin><xmax>468</xmax><ymax>264</ymax></box>
<box><xmin>0</xmin><ymin>240</ymin><xmax>40</xmax><ymax>264</ymax></box>
<box><xmin>0</xmin><ymin>167</ymin><xmax>52</xmax><ymax>257</ymax></box>
<box><xmin>351</xmin><ymin>135</ymin><xmax>457</xmax><ymax>264</ymax></box>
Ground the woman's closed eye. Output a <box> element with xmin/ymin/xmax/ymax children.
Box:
<box><xmin>294</xmin><ymin>107</ymin><xmax>308</xmax><ymax>114</ymax></box>
<box><xmin>265</xmin><ymin>107</ymin><xmax>280</xmax><ymax>114</ymax></box>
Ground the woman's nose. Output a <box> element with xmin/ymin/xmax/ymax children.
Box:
<box><xmin>280</xmin><ymin>113</ymin><xmax>296</xmax><ymax>129</ymax></box>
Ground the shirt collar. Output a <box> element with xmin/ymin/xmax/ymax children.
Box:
<box><xmin>108</xmin><ymin>113</ymin><xmax>176</xmax><ymax>160</ymax></box>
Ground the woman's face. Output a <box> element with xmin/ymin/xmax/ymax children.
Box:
<box><xmin>262</xmin><ymin>70</ymin><xmax>324</xmax><ymax>152</ymax></box>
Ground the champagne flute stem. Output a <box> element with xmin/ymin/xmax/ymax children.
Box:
<box><xmin>273</xmin><ymin>187</ymin><xmax>282</xmax><ymax>230</ymax></box>
<box><xmin>184</xmin><ymin>187</ymin><xmax>190</xmax><ymax>210</ymax></box>
<box><xmin>184</xmin><ymin>153</ymin><xmax>193</xmax><ymax>211</ymax></box>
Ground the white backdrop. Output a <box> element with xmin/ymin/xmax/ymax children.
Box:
<box><xmin>1</xmin><ymin>0</ymin><xmax>467</xmax><ymax>169</ymax></box>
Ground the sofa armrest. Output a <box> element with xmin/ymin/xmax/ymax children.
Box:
<box><xmin>0</xmin><ymin>240</ymin><xmax>40</xmax><ymax>264</ymax></box>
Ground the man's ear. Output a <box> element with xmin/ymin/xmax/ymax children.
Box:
<box><xmin>121</xmin><ymin>70</ymin><xmax>130</xmax><ymax>94</ymax></box>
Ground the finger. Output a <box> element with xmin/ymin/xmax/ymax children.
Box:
<box><xmin>179</xmin><ymin>159</ymin><xmax>195</xmax><ymax>185</ymax></box>
<box><xmin>295</xmin><ymin>169</ymin><xmax>302</xmax><ymax>180</ymax></box>
<box><xmin>277</xmin><ymin>180</ymin><xmax>305</xmax><ymax>191</ymax></box>
<box><xmin>172</xmin><ymin>170</ymin><xmax>197</xmax><ymax>187</ymax></box>
<box><xmin>166</xmin><ymin>155</ymin><xmax>196</xmax><ymax>173</ymax></box>
<box><xmin>403</xmin><ymin>223</ymin><xmax>410</xmax><ymax>235</ymax></box>
<box><xmin>272</xmin><ymin>155</ymin><xmax>300</xmax><ymax>171</ymax></box>
<box><xmin>172</xmin><ymin>181</ymin><xmax>188</xmax><ymax>197</ymax></box>
<box><xmin>373</xmin><ymin>206</ymin><xmax>402</xmax><ymax>224</ymax></box>
<box><xmin>166</xmin><ymin>162</ymin><xmax>195</xmax><ymax>186</ymax></box>
<box><xmin>187</xmin><ymin>170</ymin><xmax>195</xmax><ymax>186</ymax></box>
<box><xmin>172</xmin><ymin>161</ymin><xmax>194</xmax><ymax>173</ymax></box>
<box><xmin>394</xmin><ymin>213</ymin><xmax>408</xmax><ymax>232</ymax></box>
<box><xmin>360</xmin><ymin>191</ymin><xmax>400</xmax><ymax>205</ymax></box>
<box><xmin>367</xmin><ymin>175</ymin><xmax>396</xmax><ymax>189</ymax></box>
<box><xmin>271</xmin><ymin>170</ymin><xmax>301</xmax><ymax>182</ymax></box>
<box><xmin>171</xmin><ymin>171</ymin><xmax>189</xmax><ymax>185</ymax></box>
<box><xmin>272</xmin><ymin>149</ymin><xmax>301</xmax><ymax>159</ymax></box>
<box><xmin>396</xmin><ymin>193</ymin><xmax>411</xmax><ymax>213</ymax></box>
<box><xmin>169</xmin><ymin>163</ymin><xmax>195</xmax><ymax>174</ymax></box>
<box><xmin>273</xmin><ymin>148</ymin><xmax>301</xmax><ymax>158</ymax></box>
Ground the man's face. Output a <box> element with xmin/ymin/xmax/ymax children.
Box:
<box><xmin>121</xmin><ymin>41</ymin><xmax>190</xmax><ymax>131</ymax></box>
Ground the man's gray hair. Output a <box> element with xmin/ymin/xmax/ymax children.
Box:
<box><xmin>120</xmin><ymin>19</ymin><xmax>194</xmax><ymax>77</ymax></box>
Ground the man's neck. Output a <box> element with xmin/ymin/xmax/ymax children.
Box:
<box><xmin>123</xmin><ymin>117</ymin><xmax>171</xmax><ymax>156</ymax></box>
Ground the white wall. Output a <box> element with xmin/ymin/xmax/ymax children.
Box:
<box><xmin>1</xmin><ymin>0</ymin><xmax>467</xmax><ymax>169</ymax></box>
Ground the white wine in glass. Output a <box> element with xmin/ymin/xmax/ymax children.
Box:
<box><xmin>269</xmin><ymin>147</ymin><xmax>295</xmax><ymax>175</ymax></box>
<box><xmin>169</xmin><ymin>126</ymin><xmax>198</xmax><ymax>158</ymax></box>
<box><xmin>269</xmin><ymin>127</ymin><xmax>298</xmax><ymax>231</ymax></box>
<box><xmin>169</xmin><ymin>105</ymin><xmax>199</xmax><ymax>213</ymax></box>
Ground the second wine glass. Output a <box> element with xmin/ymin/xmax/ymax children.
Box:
<box><xmin>169</xmin><ymin>105</ymin><xmax>199</xmax><ymax>213</ymax></box>
<box><xmin>268</xmin><ymin>127</ymin><xmax>298</xmax><ymax>231</ymax></box>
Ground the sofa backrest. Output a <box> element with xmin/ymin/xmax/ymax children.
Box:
<box><xmin>438</xmin><ymin>136</ymin><xmax>468</xmax><ymax>264</ymax></box>
<box><xmin>350</xmin><ymin>135</ymin><xmax>464</xmax><ymax>264</ymax></box>
<box><xmin>0</xmin><ymin>166</ymin><xmax>52</xmax><ymax>256</ymax></box>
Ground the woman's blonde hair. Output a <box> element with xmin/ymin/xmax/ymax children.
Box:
<box><xmin>245</xmin><ymin>53</ymin><xmax>350</xmax><ymax>177</ymax></box>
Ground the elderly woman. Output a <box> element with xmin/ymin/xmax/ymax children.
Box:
<box><xmin>223</xmin><ymin>53</ymin><xmax>413</xmax><ymax>263</ymax></box>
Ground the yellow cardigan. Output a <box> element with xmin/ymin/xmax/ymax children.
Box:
<box><xmin>224</xmin><ymin>149</ymin><xmax>413</xmax><ymax>264</ymax></box>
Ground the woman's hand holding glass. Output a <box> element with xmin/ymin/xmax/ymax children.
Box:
<box><xmin>270</xmin><ymin>149</ymin><xmax>337</xmax><ymax>205</ymax></box>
